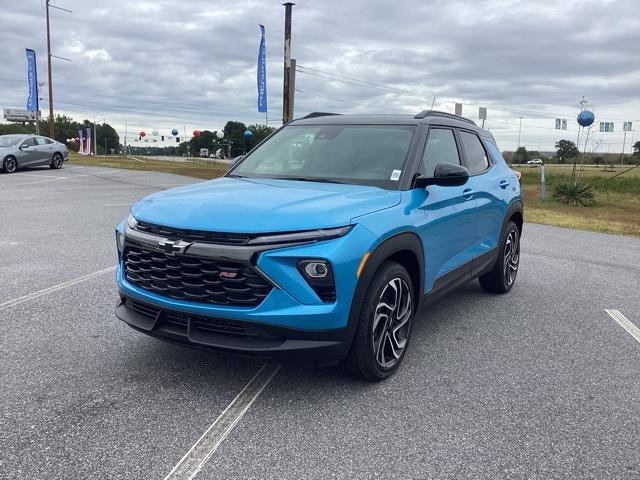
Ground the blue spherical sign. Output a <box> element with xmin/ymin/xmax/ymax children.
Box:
<box><xmin>171</xmin><ymin>128</ymin><xmax>179</xmax><ymax>136</ymax></box>
<box><xmin>243</xmin><ymin>129</ymin><xmax>253</xmax><ymax>139</ymax></box>
<box><xmin>577</xmin><ymin>110</ymin><xmax>594</xmax><ymax>127</ymax></box>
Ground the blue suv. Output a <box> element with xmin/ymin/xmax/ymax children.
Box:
<box><xmin>115</xmin><ymin>111</ymin><xmax>523</xmax><ymax>380</ymax></box>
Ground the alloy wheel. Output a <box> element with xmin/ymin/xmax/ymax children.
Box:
<box><xmin>372</xmin><ymin>277</ymin><xmax>412</xmax><ymax>368</ymax></box>
<box><xmin>5</xmin><ymin>158</ymin><xmax>17</xmax><ymax>173</ymax></box>
<box><xmin>52</xmin><ymin>154</ymin><xmax>63</xmax><ymax>168</ymax></box>
<box><xmin>503</xmin><ymin>229</ymin><xmax>520</xmax><ymax>286</ymax></box>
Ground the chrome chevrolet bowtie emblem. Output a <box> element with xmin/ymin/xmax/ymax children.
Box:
<box><xmin>157</xmin><ymin>239</ymin><xmax>192</xmax><ymax>256</ymax></box>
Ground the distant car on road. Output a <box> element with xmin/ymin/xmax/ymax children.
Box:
<box><xmin>0</xmin><ymin>134</ymin><xmax>68</xmax><ymax>173</ymax></box>
<box><xmin>527</xmin><ymin>158</ymin><xmax>543</xmax><ymax>167</ymax></box>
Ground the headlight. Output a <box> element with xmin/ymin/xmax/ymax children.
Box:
<box><xmin>127</xmin><ymin>214</ymin><xmax>138</xmax><ymax>230</ymax></box>
<box><xmin>297</xmin><ymin>259</ymin><xmax>335</xmax><ymax>302</ymax></box>
<box><xmin>247</xmin><ymin>225</ymin><xmax>351</xmax><ymax>246</ymax></box>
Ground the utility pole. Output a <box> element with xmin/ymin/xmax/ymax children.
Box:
<box><xmin>44</xmin><ymin>0</ymin><xmax>71</xmax><ymax>139</ymax></box>
<box><xmin>517</xmin><ymin>117</ymin><xmax>523</xmax><ymax>148</ymax></box>
<box><xmin>46</xmin><ymin>0</ymin><xmax>54</xmax><ymax>138</ymax></box>
<box><xmin>282</xmin><ymin>2</ymin><xmax>295</xmax><ymax>124</ymax></box>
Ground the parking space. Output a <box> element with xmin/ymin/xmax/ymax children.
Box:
<box><xmin>1</xmin><ymin>166</ymin><xmax>639</xmax><ymax>479</ymax></box>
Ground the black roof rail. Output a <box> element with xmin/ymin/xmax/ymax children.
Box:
<box><xmin>301</xmin><ymin>112</ymin><xmax>342</xmax><ymax>119</ymax></box>
<box><xmin>414</xmin><ymin>110</ymin><xmax>476</xmax><ymax>126</ymax></box>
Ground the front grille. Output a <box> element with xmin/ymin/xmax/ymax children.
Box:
<box><xmin>134</xmin><ymin>220</ymin><xmax>254</xmax><ymax>245</ymax></box>
<box><xmin>124</xmin><ymin>244</ymin><xmax>272</xmax><ymax>307</ymax></box>
<box><xmin>126</xmin><ymin>299</ymin><xmax>274</xmax><ymax>339</ymax></box>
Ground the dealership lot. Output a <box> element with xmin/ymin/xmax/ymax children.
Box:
<box><xmin>1</xmin><ymin>166</ymin><xmax>639</xmax><ymax>479</ymax></box>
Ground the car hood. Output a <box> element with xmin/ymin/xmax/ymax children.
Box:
<box><xmin>131</xmin><ymin>177</ymin><xmax>401</xmax><ymax>233</ymax></box>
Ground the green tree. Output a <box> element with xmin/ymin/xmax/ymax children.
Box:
<box><xmin>512</xmin><ymin>147</ymin><xmax>529</xmax><ymax>164</ymax></box>
<box><xmin>223</xmin><ymin>121</ymin><xmax>248</xmax><ymax>157</ymax></box>
<box><xmin>556</xmin><ymin>139</ymin><xmax>579</xmax><ymax>163</ymax></box>
<box><xmin>246</xmin><ymin>124</ymin><xmax>276</xmax><ymax>146</ymax></box>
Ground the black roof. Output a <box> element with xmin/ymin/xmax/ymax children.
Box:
<box><xmin>290</xmin><ymin>111</ymin><xmax>493</xmax><ymax>138</ymax></box>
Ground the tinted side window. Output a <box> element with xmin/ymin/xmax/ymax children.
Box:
<box><xmin>421</xmin><ymin>128</ymin><xmax>460</xmax><ymax>176</ymax></box>
<box><xmin>459</xmin><ymin>131</ymin><xmax>489</xmax><ymax>175</ymax></box>
<box><xmin>22</xmin><ymin>137</ymin><xmax>36</xmax><ymax>147</ymax></box>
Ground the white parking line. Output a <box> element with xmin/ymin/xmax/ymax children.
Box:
<box><xmin>13</xmin><ymin>173</ymin><xmax>68</xmax><ymax>179</ymax></box>
<box><xmin>164</xmin><ymin>363</ymin><xmax>281</xmax><ymax>480</ymax></box>
<box><xmin>605</xmin><ymin>309</ymin><xmax>640</xmax><ymax>344</ymax></box>
<box><xmin>0</xmin><ymin>266</ymin><xmax>116</xmax><ymax>311</ymax></box>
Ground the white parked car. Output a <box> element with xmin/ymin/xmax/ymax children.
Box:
<box><xmin>527</xmin><ymin>158</ymin><xmax>543</xmax><ymax>167</ymax></box>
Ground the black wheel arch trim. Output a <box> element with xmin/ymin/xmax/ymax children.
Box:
<box><xmin>344</xmin><ymin>231</ymin><xmax>425</xmax><ymax>348</ymax></box>
<box><xmin>503</xmin><ymin>200</ymin><xmax>523</xmax><ymax>237</ymax></box>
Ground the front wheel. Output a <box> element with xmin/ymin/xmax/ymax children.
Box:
<box><xmin>49</xmin><ymin>153</ymin><xmax>64</xmax><ymax>169</ymax></box>
<box><xmin>346</xmin><ymin>261</ymin><xmax>415</xmax><ymax>381</ymax></box>
<box><xmin>479</xmin><ymin>220</ymin><xmax>520</xmax><ymax>293</ymax></box>
<box><xmin>2</xmin><ymin>156</ymin><xmax>18</xmax><ymax>173</ymax></box>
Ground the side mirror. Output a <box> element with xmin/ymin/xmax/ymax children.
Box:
<box><xmin>229</xmin><ymin>155</ymin><xmax>244</xmax><ymax>169</ymax></box>
<box><xmin>415</xmin><ymin>163</ymin><xmax>470</xmax><ymax>188</ymax></box>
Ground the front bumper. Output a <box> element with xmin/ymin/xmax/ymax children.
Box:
<box><xmin>114</xmin><ymin>220</ymin><xmax>378</xmax><ymax>361</ymax></box>
<box><xmin>115</xmin><ymin>295</ymin><xmax>350</xmax><ymax>362</ymax></box>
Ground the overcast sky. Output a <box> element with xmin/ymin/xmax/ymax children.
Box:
<box><xmin>1</xmin><ymin>0</ymin><xmax>639</xmax><ymax>151</ymax></box>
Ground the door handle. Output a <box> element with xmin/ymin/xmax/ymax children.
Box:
<box><xmin>462</xmin><ymin>188</ymin><xmax>474</xmax><ymax>200</ymax></box>
<box><xmin>499</xmin><ymin>179</ymin><xmax>509</xmax><ymax>189</ymax></box>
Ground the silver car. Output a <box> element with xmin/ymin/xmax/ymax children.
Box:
<box><xmin>0</xmin><ymin>134</ymin><xmax>69</xmax><ymax>174</ymax></box>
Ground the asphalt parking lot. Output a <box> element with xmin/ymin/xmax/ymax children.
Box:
<box><xmin>1</xmin><ymin>165</ymin><xmax>639</xmax><ymax>480</ymax></box>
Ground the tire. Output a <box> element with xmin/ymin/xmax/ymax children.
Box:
<box><xmin>2</xmin><ymin>156</ymin><xmax>18</xmax><ymax>174</ymax></box>
<box><xmin>49</xmin><ymin>153</ymin><xmax>64</xmax><ymax>169</ymax></box>
<box><xmin>345</xmin><ymin>261</ymin><xmax>415</xmax><ymax>381</ymax></box>
<box><xmin>479</xmin><ymin>220</ymin><xmax>520</xmax><ymax>293</ymax></box>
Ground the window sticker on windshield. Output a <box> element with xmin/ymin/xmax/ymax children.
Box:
<box><xmin>390</xmin><ymin>170</ymin><xmax>401</xmax><ymax>181</ymax></box>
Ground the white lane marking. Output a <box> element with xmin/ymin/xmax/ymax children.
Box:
<box><xmin>0</xmin><ymin>266</ymin><xmax>116</xmax><ymax>311</ymax></box>
<box><xmin>164</xmin><ymin>363</ymin><xmax>281</xmax><ymax>480</ymax></box>
<box><xmin>14</xmin><ymin>173</ymin><xmax>68</xmax><ymax>179</ymax></box>
<box><xmin>605</xmin><ymin>309</ymin><xmax>640</xmax><ymax>344</ymax></box>
<box><xmin>127</xmin><ymin>155</ymin><xmax>146</xmax><ymax>163</ymax></box>
<box><xmin>8</xmin><ymin>177</ymin><xmax>67</xmax><ymax>186</ymax></box>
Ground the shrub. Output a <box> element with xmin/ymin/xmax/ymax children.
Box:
<box><xmin>553</xmin><ymin>181</ymin><xmax>596</xmax><ymax>207</ymax></box>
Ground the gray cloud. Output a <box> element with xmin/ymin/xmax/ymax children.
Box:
<box><xmin>1</xmin><ymin>0</ymin><xmax>638</xmax><ymax>150</ymax></box>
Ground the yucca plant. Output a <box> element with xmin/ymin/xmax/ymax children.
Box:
<box><xmin>553</xmin><ymin>181</ymin><xmax>596</xmax><ymax>207</ymax></box>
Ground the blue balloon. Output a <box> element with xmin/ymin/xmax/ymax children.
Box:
<box><xmin>577</xmin><ymin>110</ymin><xmax>594</xmax><ymax>127</ymax></box>
<box><xmin>243</xmin><ymin>129</ymin><xmax>253</xmax><ymax>139</ymax></box>
<box><xmin>171</xmin><ymin>128</ymin><xmax>179</xmax><ymax>136</ymax></box>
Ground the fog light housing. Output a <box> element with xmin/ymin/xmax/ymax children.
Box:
<box><xmin>297</xmin><ymin>259</ymin><xmax>336</xmax><ymax>303</ymax></box>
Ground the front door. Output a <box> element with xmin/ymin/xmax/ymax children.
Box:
<box><xmin>415</xmin><ymin>127</ymin><xmax>478</xmax><ymax>293</ymax></box>
<box><xmin>16</xmin><ymin>137</ymin><xmax>40</xmax><ymax>166</ymax></box>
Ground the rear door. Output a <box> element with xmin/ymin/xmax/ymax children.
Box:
<box><xmin>415</xmin><ymin>126</ymin><xmax>478</xmax><ymax>292</ymax></box>
<box><xmin>34</xmin><ymin>136</ymin><xmax>53</xmax><ymax>165</ymax></box>
<box><xmin>457</xmin><ymin>130</ymin><xmax>504</xmax><ymax>263</ymax></box>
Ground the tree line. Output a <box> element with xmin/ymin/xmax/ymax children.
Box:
<box><xmin>504</xmin><ymin>139</ymin><xmax>640</xmax><ymax>165</ymax></box>
<box><xmin>0</xmin><ymin>115</ymin><xmax>276</xmax><ymax>158</ymax></box>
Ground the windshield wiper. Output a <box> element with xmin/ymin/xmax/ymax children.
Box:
<box><xmin>271</xmin><ymin>176</ymin><xmax>344</xmax><ymax>184</ymax></box>
<box><xmin>226</xmin><ymin>174</ymin><xmax>246</xmax><ymax>178</ymax></box>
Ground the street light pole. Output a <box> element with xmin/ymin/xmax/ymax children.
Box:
<box><xmin>517</xmin><ymin>117</ymin><xmax>523</xmax><ymax>148</ymax></box>
<box><xmin>46</xmin><ymin>0</ymin><xmax>54</xmax><ymax>138</ymax></box>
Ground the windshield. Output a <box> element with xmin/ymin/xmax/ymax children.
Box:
<box><xmin>231</xmin><ymin>124</ymin><xmax>416</xmax><ymax>189</ymax></box>
<box><xmin>0</xmin><ymin>136</ymin><xmax>22</xmax><ymax>147</ymax></box>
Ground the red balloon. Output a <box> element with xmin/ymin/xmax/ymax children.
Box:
<box><xmin>193</xmin><ymin>130</ymin><xmax>201</xmax><ymax>137</ymax></box>
<box><xmin>139</xmin><ymin>131</ymin><xmax>146</xmax><ymax>137</ymax></box>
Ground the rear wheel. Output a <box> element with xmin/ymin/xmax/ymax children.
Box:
<box><xmin>479</xmin><ymin>220</ymin><xmax>520</xmax><ymax>293</ymax></box>
<box><xmin>49</xmin><ymin>153</ymin><xmax>63</xmax><ymax>169</ymax></box>
<box><xmin>2</xmin><ymin>156</ymin><xmax>17</xmax><ymax>174</ymax></box>
<box><xmin>346</xmin><ymin>261</ymin><xmax>414</xmax><ymax>381</ymax></box>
